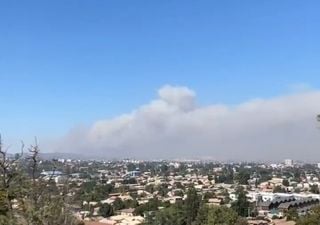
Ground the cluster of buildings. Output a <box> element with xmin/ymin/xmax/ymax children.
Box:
<box><xmin>38</xmin><ymin>158</ymin><xmax>320</xmax><ymax>225</ymax></box>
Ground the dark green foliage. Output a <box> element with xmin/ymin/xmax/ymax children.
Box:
<box><xmin>152</xmin><ymin>205</ymin><xmax>185</xmax><ymax>225</ymax></box>
<box><xmin>206</xmin><ymin>206</ymin><xmax>239</xmax><ymax>225</ymax></box>
<box><xmin>175</xmin><ymin>182</ymin><xmax>184</xmax><ymax>189</ymax></box>
<box><xmin>135</xmin><ymin>198</ymin><xmax>161</xmax><ymax>216</ymax></box>
<box><xmin>160</xmin><ymin>164</ymin><xmax>169</xmax><ymax>176</ymax></box>
<box><xmin>113</xmin><ymin>198</ymin><xmax>125</xmax><ymax>211</ymax></box>
<box><xmin>126</xmin><ymin>163</ymin><xmax>137</xmax><ymax>172</ymax></box>
<box><xmin>231</xmin><ymin>186</ymin><xmax>250</xmax><ymax>217</ymax></box>
<box><xmin>203</xmin><ymin>192</ymin><xmax>215</xmax><ymax>202</ymax></box>
<box><xmin>194</xmin><ymin>204</ymin><xmax>209</xmax><ymax>225</ymax></box>
<box><xmin>157</xmin><ymin>183</ymin><xmax>169</xmax><ymax>197</ymax></box>
<box><xmin>310</xmin><ymin>184</ymin><xmax>319</xmax><ymax>194</ymax></box>
<box><xmin>123</xmin><ymin>199</ymin><xmax>139</xmax><ymax>209</ymax></box>
<box><xmin>99</xmin><ymin>203</ymin><xmax>114</xmax><ymax>217</ymax></box>
<box><xmin>184</xmin><ymin>187</ymin><xmax>201</xmax><ymax>225</ymax></box>
<box><xmin>286</xmin><ymin>208</ymin><xmax>298</xmax><ymax>221</ymax></box>
<box><xmin>75</xmin><ymin>182</ymin><xmax>114</xmax><ymax>203</ymax></box>
<box><xmin>215</xmin><ymin>166</ymin><xmax>234</xmax><ymax>184</ymax></box>
<box><xmin>273</xmin><ymin>185</ymin><xmax>287</xmax><ymax>193</ymax></box>
<box><xmin>0</xmin><ymin>190</ymin><xmax>9</xmax><ymax>216</ymax></box>
<box><xmin>282</xmin><ymin>179</ymin><xmax>290</xmax><ymax>187</ymax></box>
<box><xmin>257</xmin><ymin>169</ymin><xmax>272</xmax><ymax>184</ymax></box>
<box><xmin>174</xmin><ymin>190</ymin><xmax>184</xmax><ymax>197</ymax></box>
<box><xmin>235</xmin><ymin>169</ymin><xmax>251</xmax><ymax>185</ymax></box>
<box><xmin>145</xmin><ymin>184</ymin><xmax>155</xmax><ymax>194</ymax></box>
<box><xmin>148</xmin><ymin>203</ymin><xmax>248</xmax><ymax>225</ymax></box>
<box><xmin>123</xmin><ymin>177</ymin><xmax>137</xmax><ymax>184</ymax></box>
<box><xmin>297</xmin><ymin>206</ymin><xmax>320</xmax><ymax>225</ymax></box>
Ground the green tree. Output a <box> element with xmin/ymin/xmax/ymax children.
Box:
<box><xmin>157</xmin><ymin>184</ymin><xmax>169</xmax><ymax>197</ymax></box>
<box><xmin>286</xmin><ymin>208</ymin><xmax>298</xmax><ymax>221</ymax></box>
<box><xmin>0</xmin><ymin>190</ymin><xmax>9</xmax><ymax>217</ymax></box>
<box><xmin>145</xmin><ymin>184</ymin><xmax>155</xmax><ymax>194</ymax></box>
<box><xmin>152</xmin><ymin>205</ymin><xmax>185</xmax><ymax>225</ymax></box>
<box><xmin>174</xmin><ymin>190</ymin><xmax>184</xmax><ymax>197</ymax></box>
<box><xmin>203</xmin><ymin>192</ymin><xmax>215</xmax><ymax>202</ymax></box>
<box><xmin>282</xmin><ymin>179</ymin><xmax>290</xmax><ymax>187</ymax></box>
<box><xmin>194</xmin><ymin>205</ymin><xmax>248</xmax><ymax>225</ymax></box>
<box><xmin>126</xmin><ymin>163</ymin><xmax>136</xmax><ymax>172</ymax></box>
<box><xmin>215</xmin><ymin>166</ymin><xmax>234</xmax><ymax>184</ymax></box>
<box><xmin>184</xmin><ymin>187</ymin><xmax>200</xmax><ymax>225</ymax></box>
<box><xmin>160</xmin><ymin>164</ymin><xmax>169</xmax><ymax>176</ymax></box>
<box><xmin>194</xmin><ymin>204</ymin><xmax>209</xmax><ymax>225</ymax></box>
<box><xmin>134</xmin><ymin>197</ymin><xmax>161</xmax><ymax>216</ymax></box>
<box><xmin>297</xmin><ymin>206</ymin><xmax>320</xmax><ymax>225</ymax></box>
<box><xmin>123</xmin><ymin>199</ymin><xmax>139</xmax><ymax>209</ymax></box>
<box><xmin>231</xmin><ymin>187</ymin><xmax>250</xmax><ymax>217</ymax></box>
<box><xmin>206</xmin><ymin>206</ymin><xmax>239</xmax><ymax>225</ymax></box>
<box><xmin>273</xmin><ymin>185</ymin><xmax>287</xmax><ymax>193</ymax></box>
<box><xmin>99</xmin><ymin>203</ymin><xmax>114</xmax><ymax>217</ymax></box>
<box><xmin>310</xmin><ymin>185</ymin><xmax>319</xmax><ymax>194</ymax></box>
<box><xmin>235</xmin><ymin>169</ymin><xmax>250</xmax><ymax>185</ymax></box>
<box><xmin>113</xmin><ymin>198</ymin><xmax>125</xmax><ymax>211</ymax></box>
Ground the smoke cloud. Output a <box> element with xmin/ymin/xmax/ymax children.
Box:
<box><xmin>53</xmin><ymin>85</ymin><xmax>320</xmax><ymax>161</ymax></box>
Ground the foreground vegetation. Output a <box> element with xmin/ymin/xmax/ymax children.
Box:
<box><xmin>0</xmin><ymin>137</ymin><xmax>82</xmax><ymax>225</ymax></box>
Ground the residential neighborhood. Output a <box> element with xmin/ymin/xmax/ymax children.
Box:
<box><xmin>28</xmin><ymin>158</ymin><xmax>320</xmax><ymax>225</ymax></box>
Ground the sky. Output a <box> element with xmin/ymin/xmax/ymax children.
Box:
<box><xmin>1</xmin><ymin>1</ymin><xmax>320</xmax><ymax>160</ymax></box>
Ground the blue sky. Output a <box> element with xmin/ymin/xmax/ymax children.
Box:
<box><xmin>1</xmin><ymin>1</ymin><xmax>320</xmax><ymax>146</ymax></box>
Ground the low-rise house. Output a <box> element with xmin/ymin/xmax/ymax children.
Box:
<box><xmin>247</xmin><ymin>219</ymin><xmax>271</xmax><ymax>225</ymax></box>
<box><xmin>207</xmin><ymin>198</ymin><xmax>222</xmax><ymax>206</ymax></box>
<box><xmin>117</xmin><ymin>208</ymin><xmax>135</xmax><ymax>217</ymax></box>
<box><xmin>101</xmin><ymin>214</ymin><xmax>144</xmax><ymax>225</ymax></box>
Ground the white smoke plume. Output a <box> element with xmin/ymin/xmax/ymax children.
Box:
<box><xmin>53</xmin><ymin>85</ymin><xmax>320</xmax><ymax>161</ymax></box>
